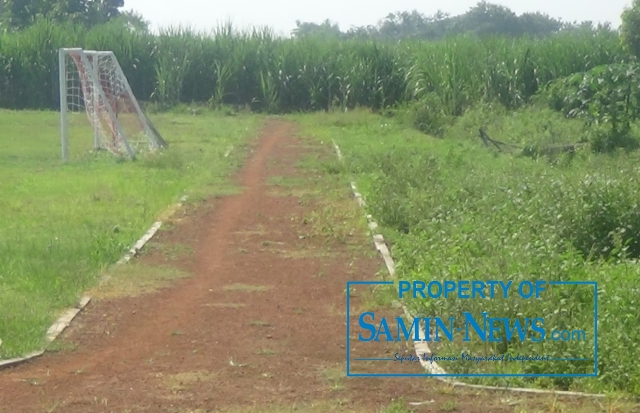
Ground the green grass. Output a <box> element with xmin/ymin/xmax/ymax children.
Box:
<box><xmin>295</xmin><ymin>107</ymin><xmax>640</xmax><ymax>396</ymax></box>
<box><xmin>0</xmin><ymin>108</ymin><xmax>263</xmax><ymax>359</ymax></box>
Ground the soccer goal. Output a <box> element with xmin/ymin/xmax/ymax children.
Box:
<box><xmin>59</xmin><ymin>48</ymin><xmax>167</xmax><ymax>161</ymax></box>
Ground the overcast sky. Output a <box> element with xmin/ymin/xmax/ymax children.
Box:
<box><xmin>123</xmin><ymin>0</ymin><xmax>632</xmax><ymax>36</ymax></box>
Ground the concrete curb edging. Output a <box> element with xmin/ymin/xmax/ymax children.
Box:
<box><xmin>0</xmin><ymin>195</ymin><xmax>189</xmax><ymax>370</ymax></box>
<box><xmin>333</xmin><ymin>140</ymin><xmax>605</xmax><ymax>399</ymax></box>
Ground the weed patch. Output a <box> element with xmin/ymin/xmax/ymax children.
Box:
<box><xmin>297</xmin><ymin>109</ymin><xmax>640</xmax><ymax>395</ymax></box>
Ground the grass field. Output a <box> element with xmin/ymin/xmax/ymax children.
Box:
<box><xmin>4</xmin><ymin>102</ymin><xmax>640</xmax><ymax>401</ymax></box>
<box><xmin>0</xmin><ymin>108</ymin><xmax>262</xmax><ymax>359</ymax></box>
<box><xmin>297</xmin><ymin>107</ymin><xmax>640</xmax><ymax>396</ymax></box>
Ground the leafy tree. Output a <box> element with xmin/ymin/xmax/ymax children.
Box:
<box><xmin>88</xmin><ymin>0</ymin><xmax>124</xmax><ymax>25</ymax></box>
<box><xmin>343</xmin><ymin>25</ymin><xmax>377</xmax><ymax>40</ymax></box>
<box><xmin>372</xmin><ymin>10</ymin><xmax>454</xmax><ymax>39</ymax></box>
<box><xmin>291</xmin><ymin>19</ymin><xmax>341</xmax><ymax>38</ymax></box>
<box><xmin>462</xmin><ymin>1</ymin><xmax>521</xmax><ymax>36</ymax></box>
<box><xmin>540</xmin><ymin>63</ymin><xmax>640</xmax><ymax>152</ymax></box>
<box><xmin>293</xmin><ymin>2</ymin><xmax>573</xmax><ymax>41</ymax></box>
<box><xmin>518</xmin><ymin>12</ymin><xmax>563</xmax><ymax>36</ymax></box>
<box><xmin>0</xmin><ymin>0</ymin><xmax>125</xmax><ymax>30</ymax></box>
<box><xmin>621</xmin><ymin>0</ymin><xmax>640</xmax><ymax>59</ymax></box>
<box><xmin>117</xmin><ymin>9</ymin><xmax>149</xmax><ymax>32</ymax></box>
<box><xmin>1</xmin><ymin>0</ymin><xmax>42</xmax><ymax>29</ymax></box>
<box><xmin>44</xmin><ymin>0</ymin><xmax>91</xmax><ymax>25</ymax></box>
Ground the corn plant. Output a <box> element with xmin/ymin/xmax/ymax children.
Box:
<box><xmin>258</xmin><ymin>70</ymin><xmax>279</xmax><ymax>113</ymax></box>
<box><xmin>0</xmin><ymin>20</ymin><xmax>624</xmax><ymax>113</ymax></box>
<box><xmin>151</xmin><ymin>46</ymin><xmax>191</xmax><ymax>109</ymax></box>
<box><xmin>210</xmin><ymin>59</ymin><xmax>235</xmax><ymax>108</ymax></box>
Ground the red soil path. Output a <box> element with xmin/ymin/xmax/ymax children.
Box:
<box><xmin>0</xmin><ymin>119</ymin><xmax>524</xmax><ymax>413</ymax></box>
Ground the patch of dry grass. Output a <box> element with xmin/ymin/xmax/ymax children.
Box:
<box><xmin>88</xmin><ymin>263</ymin><xmax>192</xmax><ymax>299</ymax></box>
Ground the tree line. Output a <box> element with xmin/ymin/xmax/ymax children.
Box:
<box><xmin>1</xmin><ymin>1</ymin><xmax>618</xmax><ymax>40</ymax></box>
<box><xmin>293</xmin><ymin>1</ymin><xmax>614</xmax><ymax>40</ymax></box>
<box><xmin>0</xmin><ymin>0</ymin><xmax>147</xmax><ymax>31</ymax></box>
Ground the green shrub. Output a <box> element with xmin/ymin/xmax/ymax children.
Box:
<box><xmin>336</xmin><ymin>113</ymin><xmax>640</xmax><ymax>393</ymax></box>
<box><xmin>537</xmin><ymin>63</ymin><xmax>640</xmax><ymax>153</ymax></box>
<box><xmin>402</xmin><ymin>93</ymin><xmax>454</xmax><ymax>137</ymax></box>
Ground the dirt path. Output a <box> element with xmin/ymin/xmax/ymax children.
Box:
<box><xmin>0</xmin><ymin>119</ymin><xmax>575</xmax><ymax>413</ymax></box>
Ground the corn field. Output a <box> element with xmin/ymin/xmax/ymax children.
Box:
<box><xmin>0</xmin><ymin>19</ymin><xmax>624</xmax><ymax>113</ymax></box>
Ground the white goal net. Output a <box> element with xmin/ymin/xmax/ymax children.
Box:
<box><xmin>59</xmin><ymin>48</ymin><xmax>167</xmax><ymax>160</ymax></box>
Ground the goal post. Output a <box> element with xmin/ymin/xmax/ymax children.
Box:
<box><xmin>59</xmin><ymin>48</ymin><xmax>167</xmax><ymax>161</ymax></box>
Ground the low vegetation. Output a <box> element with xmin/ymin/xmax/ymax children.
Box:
<box><xmin>299</xmin><ymin>106</ymin><xmax>640</xmax><ymax>395</ymax></box>
<box><xmin>293</xmin><ymin>7</ymin><xmax>640</xmax><ymax>397</ymax></box>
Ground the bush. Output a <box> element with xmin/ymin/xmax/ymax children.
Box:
<box><xmin>537</xmin><ymin>63</ymin><xmax>640</xmax><ymax>153</ymax></box>
<box><xmin>586</xmin><ymin>125</ymin><xmax>640</xmax><ymax>153</ymax></box>
<box><xmin>402</xmin><ymin>93</ymin><xmax>454</xmax><ymax>137</ymax></box>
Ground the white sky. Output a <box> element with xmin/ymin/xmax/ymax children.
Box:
<box><xmin>124</xmin><ymin>0</ymin><xmax>632</xmax><ymax>36</ymax></box>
